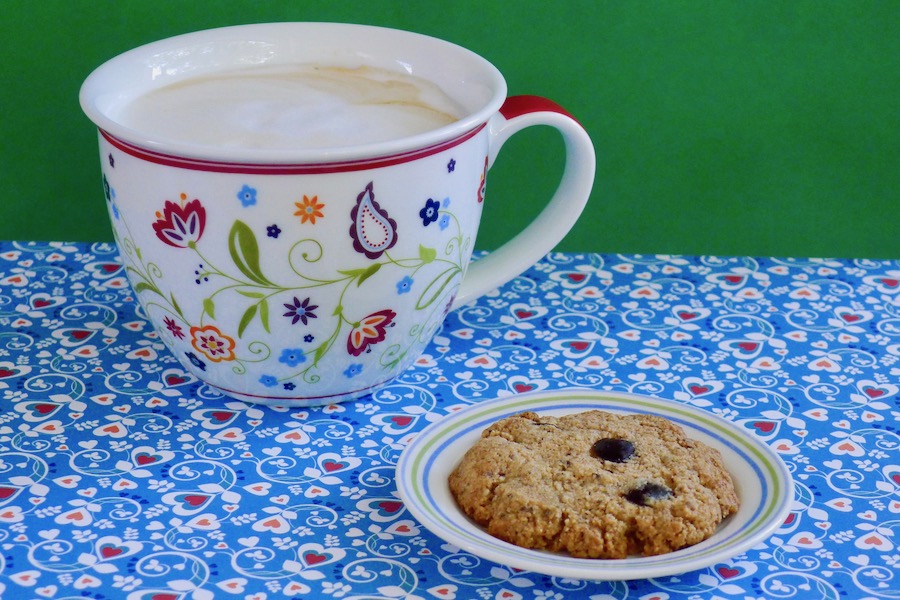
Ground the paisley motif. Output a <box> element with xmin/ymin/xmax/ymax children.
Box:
<box><xmin>349</xmin><ymin>182</ymin><xmax>398</xmax><ymax>259</ymax></box>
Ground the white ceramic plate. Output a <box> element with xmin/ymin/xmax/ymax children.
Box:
<box><xmin>396</xmin><ymin>389</ymin><xmax>793</xmax><ymax>581</ymax></box>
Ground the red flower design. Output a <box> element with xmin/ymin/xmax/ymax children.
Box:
<box><xmin>164</xmin><ymin>316</ymin><xmax>185</xmax><ymax>339</ymax></box>
<box><xmin>153</xmin><ymin>194</ymin><xmax>206</xmax><ymax>248</ymax></box>
<box><xmin>347</xmin><ymin>309</ymin><xmax>396</xmax><ymax>357</ymax></box>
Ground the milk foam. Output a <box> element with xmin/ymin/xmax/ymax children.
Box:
<box><xmin>117</xmin><ymin>65</ymin><xmax>467</xmax><ymax>150</ymax></box>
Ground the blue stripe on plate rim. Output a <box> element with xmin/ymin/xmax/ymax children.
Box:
<box><xmin>396</xmin><ymin>389</ymin><xmax>793</xmax><ymax>579</ymax></box>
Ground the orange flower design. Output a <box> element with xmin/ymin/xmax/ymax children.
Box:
<box><xmin>190</xmin><ymin>325</ymin><xmax>236</xmax><ymax>362</ymax></box>
<box><xmin>294</xmin><ymin>195</ymin><xmax>325</xmax><ymax>224</ymax></box>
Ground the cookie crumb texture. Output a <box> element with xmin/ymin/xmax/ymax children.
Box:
<box><xmin>448</xmin><ymin>410</ymin><xmax>740</xmax><ymax>558</ymax></box>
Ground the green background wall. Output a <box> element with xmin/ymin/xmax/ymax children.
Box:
<box><xmin>2</xmin><ymin>1</ymin><xmax>897</xmax><ymax>258</ymax></box>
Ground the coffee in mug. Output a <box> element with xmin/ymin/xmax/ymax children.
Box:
<box><xmin>117</xmin><ymin>65</ymin><xmax>468</xmax><ymax>149</ymax></box>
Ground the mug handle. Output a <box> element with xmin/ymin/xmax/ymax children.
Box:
<box><xmin>452</xmin><ymin>95</ymin><xmax>596</xmax><ymax>307</ymax></box>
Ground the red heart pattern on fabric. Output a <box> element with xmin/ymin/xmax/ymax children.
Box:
<box><xmin>1</xmin><ymin>244</ymin><xmax>894</xmax><ymax>599</ymax></box>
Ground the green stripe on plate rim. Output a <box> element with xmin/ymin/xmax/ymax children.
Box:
<box><xmin>403</xmin><ymin>391</ymin><xmax>789</xmax><ymax>569</ymax></box>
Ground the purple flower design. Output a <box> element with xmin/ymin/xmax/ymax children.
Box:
<box><xmin>419</xmin><ymin>198</ymin><xmax>440</xmax><ymax>226</ymax></box>
<box><xmin>267</xmin><ymin>224</ymin><xmax>282</xmax><ymax>239</ymax></box>
<box><xmin>283</xmin><ymin>296</ymin><xmax>318</xmax><ymax>325</ymax></box>
<box><xmin>185</xmin><ymin>352</ymin><xmax>206</xmax><ymax>371</ymax></box>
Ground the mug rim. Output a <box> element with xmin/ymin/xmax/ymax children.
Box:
<box><xmin>79</xmin><ymin>22</ymin><xmax>507</xmax><ymax>165</ymax></box>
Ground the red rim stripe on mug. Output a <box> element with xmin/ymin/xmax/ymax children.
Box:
<box><xmin>99</xmin><ymin>125</ymin><xmax>486</xmax><ymax>175</ymax></box>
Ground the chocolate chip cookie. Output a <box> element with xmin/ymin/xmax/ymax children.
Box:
<box><xmin>448</xmin><ymin>410</ymin><xmax>739</xmax><ymax>558</ymax></box>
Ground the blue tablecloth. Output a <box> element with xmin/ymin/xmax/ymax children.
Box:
<box><xmin>1</xmin><ymin>241</ymin><xmax>898</xmax><ymax>599</ymax></box>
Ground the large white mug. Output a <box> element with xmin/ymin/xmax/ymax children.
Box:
<box><xmin>80</xmin><ymin>23</ymin><xmax>595</xmax><ymax>406</ymax></box>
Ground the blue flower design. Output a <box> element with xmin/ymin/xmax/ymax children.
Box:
<box><xmin>419</xmin><ymin>198</ymin><xmax>440</xmax><ymax>226</ymax></box>
<box><xmin>304</xmin><ymin>334</ymin><xmax>315</xmax><ymax>343</ymax></box>
<box><xmin>447</xmin><ymin>158</ymin><xmax>456</xmax><ymax>172</ymax></box>
<box><xmin>283</xmin><ymin>382</ymin><xmax>296</xmax><ymax>391</ymax></box>
<box><xmin>237</xmin><ymin>185</ymin><xmax>257</xmax><ymax>207</ymax></box>
<box><xmin>185</xmin><ymin>352</ymin><xmax>206</xmax><ymax>372</ymax></box>
<box><xmin>438</xmin><ymin>215</ymin><xmax>450</xmax><ymax>231</ymax></box>
<box><xmin>343</xmin><ymin>364</ymin><xmax>363</xmax><ymax>378</ymax></box>
<box><xmin>259</xmin><ymin>374</ymin><xmax>278</xmax><ymax>387</ymax></box>
<box><xmin>396</xmin><ymin>276</ymin><xmax>414</xmax><ymax>295</ymax></box>
<box><xmin>267</xmin><ymin>224</ymin><xmax>281</xmax><ymax>239</ymax></box>
<box><xmin>278</xmin><ymin>348</ymin><xmax>306</xmax><ymax>368</ymax></box>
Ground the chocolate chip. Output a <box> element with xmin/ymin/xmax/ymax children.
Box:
<box><xmin>590</xmin><ymin>438</ymin><xmax>635</xmax><ymax>462</ymax></box>
<box><xmin>625</xmin><ymin>482</ymin><xmax>673</xmax><ymax>506</ymax></box>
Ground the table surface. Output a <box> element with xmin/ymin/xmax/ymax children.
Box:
<box><xmin>1</xmin><ymin>241</ymin><xmax>898</xmax><ymax>599</ymax></box>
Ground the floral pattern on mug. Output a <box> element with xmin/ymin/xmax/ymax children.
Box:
<box><xmin>185</xmin><ymin>351</ymin><xmax>207</xmax><ymax>371</ymax></box>
<box><xmin>283</xmin><ymin>297</ymin><xmax>319</xmax><ymax>326</ymax></box>
<box><xmin>111</xmin><ymin>159</ymin><xmax>477</xmax><ymax>398</ymax></box>
<box><xmin>152</xmin><ymin>194</ymin><xmax>206</xmax><ymax>248</ymax></box>
<box><xmin>237</xmin><ymin>184</ymin><xmax>257</xmax><ymax>207</ymax></box>
<box><xmin>190</xmin><ymin>325</ymin><xmax>236</xmax><ymax>362</ymax></box>
<box><xmin>295</xmin><ymin>195</ymin><xmax>325</xmax><ymax>224</ymax></box>
<box><xmin>347</xmin><ymin>309</ymin><xmax>396</xmax><ymax>356</ymax></box>
<box><xmin>396</xmin><ymin>276</ymin><xmax>414</xmax><ymax>295</ymax></box>
<box><xmin>164</xmin><ymin>316</ymin><xmax>185</xmax><ymax>339</ymax></box>
<box><xmin>419</xmin><ymin>198</ymin><xmax>440</xmax><ymax>226</ymax></box>
<box><xmin>343</xmin><ymin>363</ymin><xmax>363</xmax><ymax>378</ymax></box>
<box><xmin>278</xmin><ymin>348</ymin><xmax>307</xmax><ymax>367</ymax></box>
